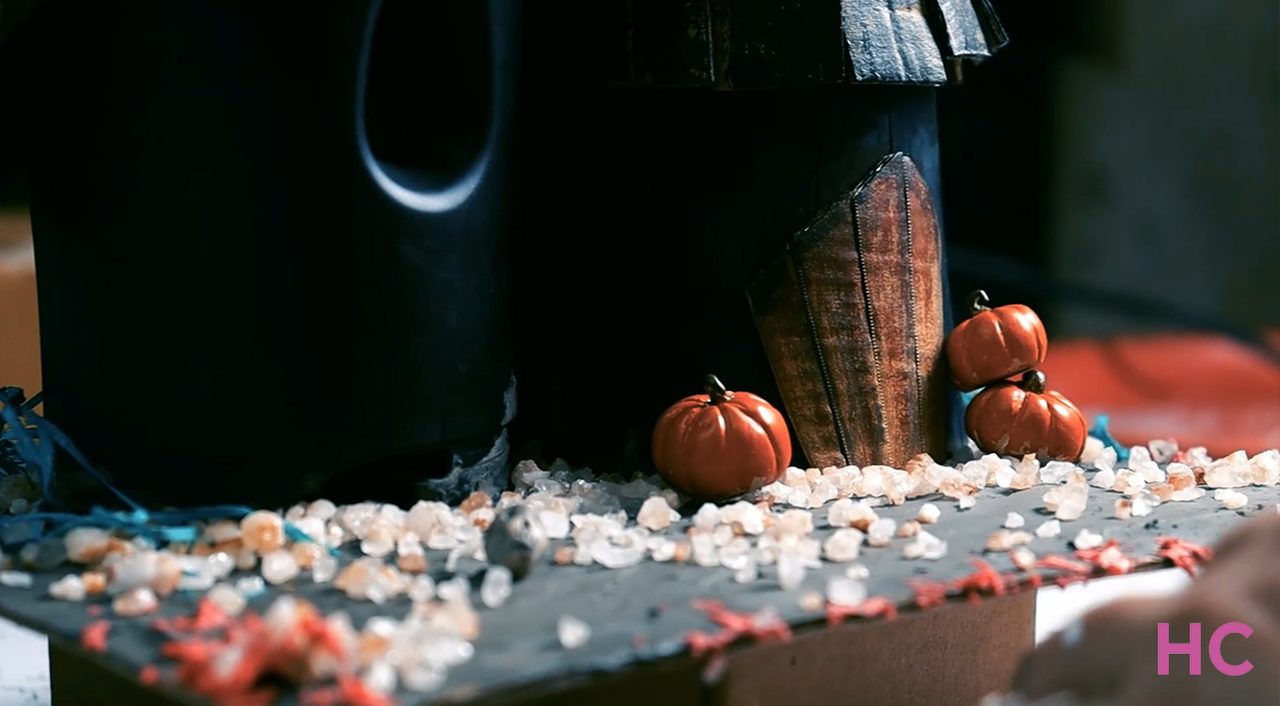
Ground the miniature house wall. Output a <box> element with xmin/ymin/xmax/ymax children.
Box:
<box><xmin>7</xmin><ymin>0</ymin><xmax>1004</xmax><ymax>507</ymax></box>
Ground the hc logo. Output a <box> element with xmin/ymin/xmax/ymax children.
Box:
<box><xmin>1157</xmin><ymin>622</ymin><xmax>1253</xmax><ymax>676</ymax></box>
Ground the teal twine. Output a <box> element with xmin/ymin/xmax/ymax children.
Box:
<box><xmin>0</xmin><ymin>388</ymin><xmax>329</xmax><ymax>553</ymax></box>
<box><xmin>1089</xmin><ymin>414</ymin><xmax>1130</xmax><ymax>463</ymax></box>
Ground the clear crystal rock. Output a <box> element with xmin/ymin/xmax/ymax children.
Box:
<box><xmin>558</xmin><ymin>615</ymin><xmax>591</xmax><ymax>649</ymax></box>
<box><xmin>1089</xmin><ymin>468</ymin><xmax>1116</xmax><ymax>490</ymax></box>
<box><xmin>235</xmin><ymin>575</ymin><xmax>265</xmax><ymax>596</ymax></box>
<box><xmin>1034</xmin><ymin>520</ymin><xmax>1061</xmax><ymax>539</ymax></box>
<box><xmin>359</xmin><ymin>525</ymin><xmax>396</xmax><ymax>558</ymax></box>
<box><xmin>113</xmin><ymin>586</ymin><xmax>159</xmax><ymax>617</ymax></box>
<box><xmin>777</xmin><ymin>552</ymin><xmax>806</xmax><ymax>590</ymax></box>
<box><xmin>1079</xmin><ymin>436</ymin><xmax>1105</xmax><ymax>466</ymax></box>
<box><xmin>866</xmin><ymin>518</ymin><xmax>896</xmax><ymax>547</ymax></box>
<box><xmin>1204</xmin><ymin>452</ymin><xmax>1252</xmax><ymax>488</ymax></box>
<box><xmin>408</xmin><ymin>575</ymin><xmax>436</xmax><ymax>603</ymax></box>
<box><xmin>536</xmin><ymin>509</ymin><xmax>570</xmax><ymax>540</ymax></box>
<box><xmin>1042</xmin><ymin>483</ymin><xmax>1088</xmax><ymax>521</ymax></box>
<box><xmin>260</xmin><ymin>549</ymin><xmax>300</xmax><ymax>585</ymax></box>
<box><xmin>1249</xmin><ymin>450</ymin><xmax>1279</xmax><ymax>486</ymax></box>
<box><xmin>312</xmin><ymin>554</ymin><xmax>338</xmax><ymax>583</ymax></box>
<box><xmin>822</xmin><ymin>529</ymin><xmax>863</xmax><ymax>563</ymax></box>
<box><xmin>648</xmin><ymin>537</ymin><xmax>677</xmax><ymax>562</ymax></box>
<box><xmin>916</xmin><ymin>503</ymin><xmax>941</xmax><ymax>524</ymax></box>
<box><xmin>719</xmin><ymin>538</ymin><xmax>753</xmax><ymax>570</ymax></box>
<box><xmin>712</xmin><ymin>524</ymin><xmax>735</xmax><ymax>547</ymax></box>
<box><xmin>692</xmin><ymin>503</ymin><xmax>722</xmax><ymax>530</ymax></box>
<box><xmin>1011</xmin><ymin>454</ymin><xmax>1040</xmax><ymax>490</ymax></box>
<box><xmin>1004</xmin><ymin>512</ymin><xmax>1025</xmax><ymax>529</ymax></box>
<box><xmin>1113</xmin><ymin>469</ymin><xmax>1147</xmax><ymax>495</ymax></box>
<box><xmin>903</xmin><ymin>530</ymin><xmax>947</xmax><ymax>560</ymax></box>
<box><xmin>957</xmin><ymin>495</ymin><xmax>977</xmax><ymax>511</ymax></box>
<box><xmin>48</xmin><ymin>574</ymin><xmax>85</xmax><ymax>601</ymax></box>
<box><xmin>1071</xmin><ymin>529</ymin><xmax>1103</xmax><ymax>550</ymax></box>
<box><xmin>690</xmin><ymin>532</ymin><xmax>719</xmax><ymax>567</ymax></box>
<box><xmin>437</xmin><ymin>576</ymin><xmax>470</xmax><ymax>603</ymax></box>
<box><xmin>1131</xmin><ymin>490</ymin><xmax>1160</xmax><ymax>517</ymax></box>
<box><xmin>0</xmin><ymin>570</ymin><xmax>32</xmax><ymax>588</ymax></box>
<box><xmin>206</xmin><ymin>582</ymin><xmax>247</xmax><ymax>617</ymax></box>
<box><xmin>1213</xmin><ymin>488</ymin><xmax>1249</xmax><ymax>510</ymax></box>
<box><xmin>720</xmin><ymin>501</ymin><xmax>765</xmax><ymax>535</ymax></box>
<box><xmin>399</xmin><ymin>662</ymin><xmax>446</xmax><ymax>693</ymax></box>
<box><xmin>362</xmin><ymin>662</ymin><xmax>397</xmax><ymax>695</ymax></box>
<box><xmin>733</xmin><ymin>560</ymin><xmax>759</xmax><ymax>584</ymax></box>
<box><xmin>480</xmin><ymin>566</ymin><xmax>513</xmax><ymax>609</ymax></box>
<box><xmin>591</xmin><ymin>532</ymin><xmax>646</xmax><ymax>569</ymax></box>
<box><xmin>1039</xmin><ymin>461</ymin><xmax>1075</xmax><ymax>485</ymax></box>
<box><xmin>108</xmin><ymin>551</ymin><xmax>161</xmax><ymax>594</ymax></box>
<box><xmin>845</xmin><ymin>563</ymin><xmax>870</xmax><ymax>581</ymax></box>
<box><xmin>825</xmin><ymin>576</ymin><xmax>868</xmax><ymax>607</ymax></box>
<box><xmin>831</xmin><ymin>499</ymin><xmax>878</xmax><ymax>531</ymax></box>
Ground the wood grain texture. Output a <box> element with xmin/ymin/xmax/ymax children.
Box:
<box><xmin>749</xmin><ymin>153</ymin><xmax>947</xmax><ymax>467</ymax></box>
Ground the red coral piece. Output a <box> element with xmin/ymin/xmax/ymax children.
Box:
<box><xmin>155</xmin><ymin>599</ymin><xmax>358</xmax><ymax>706</ymax></box>
<box><xmin>1156</xmin><ymin>536</ymin><xmax>1214</xmax><ymax>576</ymax></box>
<box><xmin>907</xmin><ymin>577</ymin><xmax>950</xmax><ymax>610</ymax></box>
<box><xmin>951</xmin><ymin>559</ymin><xmax>1008</xmax><ymax>603</ymax></box>
<box><xmin>685</xmin><ymin>599</ymin><xmax>792</xmax><ymax>658</ymax></box>
<box><xmin>1074</xmin><ymin>540</ymin><xmax>1135</xmax><ymax>576</ymax></box>
<box><xmin>825</xmin><ymin>596</ymin><xmax>899</xmax><ymax>625</ymax></box>
<box><xmin>81</xmin><ymin>620</ymin><xmax>111</xmax><ymax>652</ymax></box>
<box><xmin>153</xmin><ymin>598</ymin><xmax>231</xmax><ymax>636</ymax></box>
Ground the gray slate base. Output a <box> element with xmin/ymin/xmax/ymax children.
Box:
<box><xmin>0</xmin><ymin>483</ymin><xmax>1276</xmax><ymax>705</ymax></box>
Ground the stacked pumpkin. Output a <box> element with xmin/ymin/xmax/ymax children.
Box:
<box><xmin>946</xmin><ymin>290</ymin><xmax>1087</xmax><ymax>462</ymax></box>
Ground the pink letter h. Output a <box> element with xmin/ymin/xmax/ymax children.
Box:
<box><xmin>1157</xmin><ymin>622</ymin><xmax>1201</xmax><ymax>676</ymax></box>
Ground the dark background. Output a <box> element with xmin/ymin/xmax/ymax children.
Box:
<box><xmin>4</xmin><ymin>0</ymin><xmax>1275</xmax><ymax>336</ymax></box>
<box><xmin>938</xmin><ymin>0</ymin><xmax>1279</xmax><ymax>339</ymax></box>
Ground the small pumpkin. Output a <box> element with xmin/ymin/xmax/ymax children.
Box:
<box><xmin>652</xmin><ymin>374</ymin><xmax>792</xmax><ymax>500</ymax></box>
<box><xmin>965</xmin><ymin>370</ymin><xmax>1087</xmax><ymax>461</ymax></box>
<box><xmin>945</xmin><ymin>290</ymin><xmax>1048</xmax><ymax>391</ymax></box>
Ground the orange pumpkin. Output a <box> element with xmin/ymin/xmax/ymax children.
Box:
<box><xmin>965</xmin><ymin>370</ymin><xmax>1087</xmax><ymax>461</ymax></box>
<box><xmin>652</xmin><ymin>374</ymin><xmax>792</xmax><ymax>500</ymax></box>
<box><xmin>946</xmin><ymin>290</ymin><xmax>1048</xmax><ymax>391</ymax></box>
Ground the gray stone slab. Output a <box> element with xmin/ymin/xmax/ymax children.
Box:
<box><xmin>0</xmin><ymin>482</ymin><xmax>1275</xmax><ymax>705</ymax></box>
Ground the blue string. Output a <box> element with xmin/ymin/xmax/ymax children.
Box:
<box><xmin>1089</xmin><ymin>413</ymin><xmax>1130</xmax><ymax>463</ymax></box>
<box><xmin>0</xmin><ymin>389</ymin><xmax>328</xmax><ymax>552</ymax></box>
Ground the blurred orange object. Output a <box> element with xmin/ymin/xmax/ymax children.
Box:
<box><xmin>1040</xmin><ymin>333</ymin><xmax>1280</xmax><ymax>457</ymax></box>
<box><xmin>0</xmin><ymin>209</ymin><xmax>41</xmax><ymax>396</ymax></box>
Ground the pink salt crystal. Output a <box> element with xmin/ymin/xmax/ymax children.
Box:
<box><xmin>1114</xmin><ymin>498</ymin><xmax>1132</xmax><ymax>520</ymax></box>
<box><xmin>1213</xmin><ymin>488</ymin><xmax>1249</xmax><ymax>510</ymax></box>
<box><xmin>825</xmin><ymin>577</ymin><xmax>868</xmax><ymax>607</ymax></box>
<box><xmin>896</xmin><ymin>521</ymin><xmax>922</xmax><ymax>538</ymax></box>
<box><xmin>903</xmin><ymin>530</ymin><xmax>947</xmax><ymax>560</ymax></box>
<box><xmin>985</xmin><ymin>530</ymin><xmax>1033</xmax><ymax>552</ymax></box>
<box><xmin>113</xmin><ymin>586</ymin><xmax>159</xmax><ymax>617</ymax></box>
<box><xmin>1003</xmin><ymin>512</ymin><xmax>1025</xmax><ymax>529</ymax></box>
<box><xmin>865</xmin><ymin>518</ymin><xmax>896</xmax><ymax>547</ymax></box>
<box><xmin>239</xmin><ymin>510</ymin><xmax>286</xmax><ymax>554</ymax></box>
<box><xmin>359</xmin><ymin>525</ymin><xmax>395</xmax><ymax>558</ymax></box>
<box><xmin>64</xmin><ymin>528</ymin><xmax>113</xmax><ymax>565</ymax></box>
<box><xmin>1042</xmin><ymin>483</ymin><xmax>1087</xmax><ymax>521</ymax></box>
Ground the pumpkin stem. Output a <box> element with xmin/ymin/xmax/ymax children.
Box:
<box><xmin>1021</xmin><ymin>370</ymin><xmax>1047</xmax><ymax>394</ymax></box>
<box><xmin>703</xmin><ymin>374</ymin><xmax>733</xmax><ymax>404</ymax></box>
<box><xmin>969</xmin><ymin>290</ymin><xmax>992</xmax><ymax>314</ymax></box>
